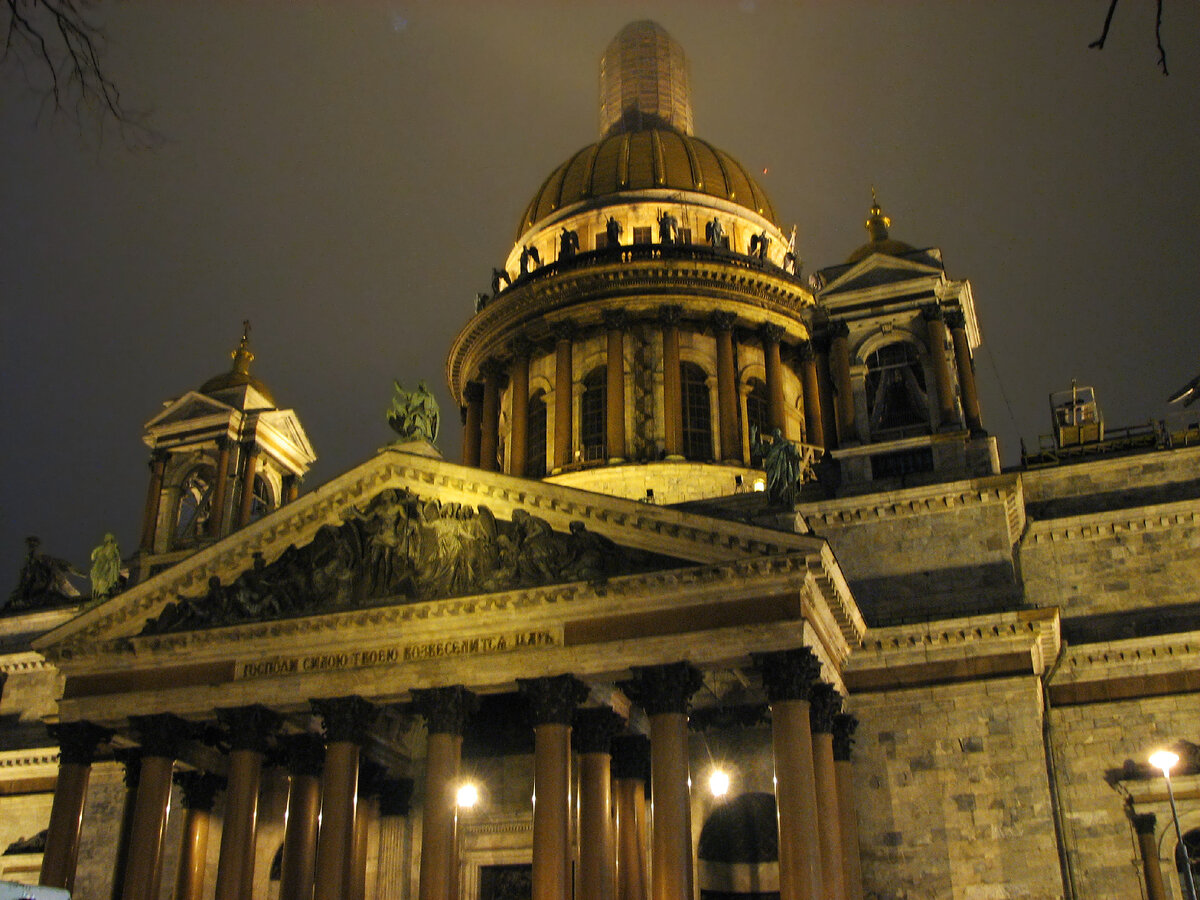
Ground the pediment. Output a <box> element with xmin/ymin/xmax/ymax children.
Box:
<box><xmin>257</xmin><ymin>409</ymin><xmax>317</xmax><ymax>465</ymax></box>
<box><xmin>820</xmin><ymin>252</ymin><xmax>944</xmax><ymax>296</ymax></box>
<box><xmin>144</xmin><ymin>392</ymin><xmax>235</xmax><ymax>431</ymax></box>
<box><xmin>34</xmin><ymin>448</ymin><xmax>848</xmax><ymax>658</ymax></box>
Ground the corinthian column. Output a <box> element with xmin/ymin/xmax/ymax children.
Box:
<box><xmin>604</xmin><ymin>311</ymin><xmax>628</xmax><ymax>462</ymax></box>
<box><xmin>573</xmin><ymin>708</ymin><xmax>625</xmax><ymax>900</ymax></box>
<box><xmin>832</xmin><ymin>714</ymin><xmax>864</xmax><ymax>900</ymax></box>
<box><xmin>711</xmin><ymin>312</ymin><xmax>740</xmax><ymax>462</ymax></box>
<box><xmin>659</xmin><ymin>306</ymin><xmax>683</xmax><ymax>459</ymax></box>
<box><xmin>140</xmin><ymin>452</ymin><xmax>167</xmax><ymax>552</ymax></box>
<box><xmin>509</xmin><ymin>337</ymin><xmax>533</xmax><ymax>475</ymax></box>
<box><xmin>922</xmin><ymin>306</ymin><xmax>958</xmax><ymax>430</ymax></box>
<box><xmin>623</xmin><ymin>662</ymin><xmax>703</xmax><ymax>900</ymax></box>
<box><xmin>214</xmin><ymin>706</ymin><xmax>278</xmax><ymax>900</ymax></box>
<box><xmin>311</xmin><ymin>696</ymin><xmax>378</xmax><ymax>900</ymax></box>
<box><xmin>828</xmin><ymin>323</ymin><xmax>855</xmax><ymax>445</ymax></box>
<box><xmin>945</xmin><ymin>309</ymin><xmax>985</xmax><ymax>435</ymax></box>
<box><xmin>612</xmin><ymin>736</ymin><xmax>650</xmax><ymax>900</ymax></box>
<box><xmin>462</xmin><ymin>382</ymin><xmax>484</xmax><ymax>467</ymax></box>
<box><xmin>809</xmin><ymin>685</ymin><xmax>846</xmax><ymax>900</ymax></box>
<box><xmin>520</xmin><ymin>675</ymin><xmax>590</xmax><ymax>900</ymax></box>
<box><xmin>173</xmin><ymin>771</ymin><xmax>223</xmax><ymax>900</ymax></box>
<box><xmin>412</xmin><ymin>686</ymin><xmax>478</xmax><ymax>900</ymax></box>
<box><xmin>796</xmin><ymin>341</ymin><xmax>824</xmax><ymax>448</ymax></box>
<box><xmin>278</xmin><ymin>735</ymin><xmax>325</xmax><ymax>900</ymax></box>
<box><xmin>41</xmin><ymin>721</ymin><xmax>109</xmax><ymax>892</ymax></box>
<box><xmin>760</xmin><ymin>323</ymin><xmax>787</xmax><ymax>437</ymax></box>
<box><xmin>755</xmin><ymin>649</ymin><xmax>823</xmax><ymax>900</ymax></box>
<box><xmin>553</xmin><ymin>322</ymin><xmax>576</xmax><ymax>470</ymax></box>
<box><xmin>480</xmin><ymin>359</ymin><xmax>504</xmax><ymax>472</ymax></box>
<box><xmin>236</xmin><ymin>444</ymin><xmax>259</xmax><ymax>528</ymax></box>
<box><xmin>123</xmin><ymin>715</ymin><xmax>187</xmax><ymax>900</ymax></box>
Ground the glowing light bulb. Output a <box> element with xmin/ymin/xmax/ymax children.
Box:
<box><xmin>457</xmin><ymin>783</ymin><xmax>479</xmax><ymax>808</ymax></box>
<box><xmin>1150</xmin><ymin>750</ymin><xmax>1180</xmax><ymax>774</ymax></box>
<box><xmin>709</xmin><ymin>770</ymin><xmax>730</xmax><ymax>797</ymax></box>
<box><xmin>753</xmin><ymin>479</ymin><xmax>766</xmax><ymax>492</ymax></box>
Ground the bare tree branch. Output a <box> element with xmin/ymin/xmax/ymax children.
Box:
<box><xmin>1088</xmin><ymin>0</ymin><xmax>1120</xmax><ymax>50</ymax></box>
<box><xmin>1088</xmin><ymin>0</ymin><xmax>1170</xmax><ymax>76</ymax></box>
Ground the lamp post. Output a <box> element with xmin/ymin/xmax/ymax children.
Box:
<box><xmin>1150</xmin><ymin>750</ymin><xmax>1197</xmax><ymax>900</ymax></box>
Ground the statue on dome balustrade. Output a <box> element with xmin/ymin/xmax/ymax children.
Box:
<box><xmin>559</xmin><ymin>227</ymin><xmax>579</xmax><ymax>260</ymax></box>
<box><xmin>657</xmin><ymin>210</ymin><xmax>678</xmax><ymax>244</ymax></box>
<box><xmin>605</xmin><ymin>216</ymin><xmax>622</xmax><ymax>247</ymax></box>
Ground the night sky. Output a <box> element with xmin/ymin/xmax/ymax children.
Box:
<box><xmin>3</xmin><ymin>1</ymin><xmax>1199</xmax><ymax>585</ymax></box>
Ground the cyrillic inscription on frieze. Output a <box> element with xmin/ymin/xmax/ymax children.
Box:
<box><xmin>236</xmin><ymin>628</ymin><xmax>561</xmax><ymax>680</ymax></box>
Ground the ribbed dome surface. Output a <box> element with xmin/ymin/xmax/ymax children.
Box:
<box><xmin>517</xmin><ymin>128</ymin><xmax>777</xmax><ymax>238</ymax></box>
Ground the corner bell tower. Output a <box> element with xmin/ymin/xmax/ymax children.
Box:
<box><xmin>133</xmin><ymin>324</ymin><xmax>316</xmax><ymax>582</ymax></box>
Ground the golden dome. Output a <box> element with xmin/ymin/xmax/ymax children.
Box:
<box><xmin>845</xmin><ymin>191</ymin><xmax>914</xmax><ymax>264</ymax></box>
<box><xmin>517</xmin><ymin>127</ymin><xmax>778</xmax><ymax>239</ymax></box>
<box><xmin>199</xmin><ymin>321</ymin><xmax>277</xmax><ymax>406</ymax></box>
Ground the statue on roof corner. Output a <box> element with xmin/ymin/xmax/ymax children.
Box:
<box><xmin>387</xmin><ymin>380</ymin><xmax>441</xmax><ymax>446</ymax></box>
<box><xmin>88</xmin><ymin>532</ymin><xmax>125</xmax><ymax>605</ymax></box>
<box><xmin>751</xmin><ymin>427</ymin><xmax>815</xmax><ymax>508</ymax></box>
<box><xmin>5</xmin><ymin>536</ymin><xmax>83</xmax><ymax>613</ymax></box>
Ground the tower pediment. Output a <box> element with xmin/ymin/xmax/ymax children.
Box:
<box><xmin>819</xmin><ymin>252</ymin><xmax>945</xmax><ymax>297</ymax></box>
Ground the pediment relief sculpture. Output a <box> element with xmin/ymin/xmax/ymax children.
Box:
<box><xmin>141</xmin><ymin>488</ymin><xmax>680</xmax><ymax>634</ymax></box>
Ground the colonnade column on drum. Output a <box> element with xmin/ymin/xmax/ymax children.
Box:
<box><xmin>755</xmin><ymin>649</ymin><xmax>824</xmax><ymax>900</ymax></box>
<box><xmin>277</xmin><ymin>734</ymin><xmax>325</xmax><ymax>900</ymax></box>
<box><xmin>236</xmin><ymin>443</ymin><xmax>260</xmax><ymax>528</ymax></box>
<box><xmin>213</xmin><ymin>705</ymin><xmax>278</xmax><ymax>900</ymax></box>
<box><xmin>480</xmin><ymin>359</ymin><xmax>505</xmax><ymax>473</ymax></box>
<box><xmin>712</xmin><ymin>312</ymin><xmax>741</xmax><ymax>462</ymax></box>
<box><xmin>946</xmin><ymin>309</ymin><xmax>985</xmax><ymax>436</ymax></box>
<box><xmin>659</xmin><ymin>307</ymin><xmax>684</xmax><ymax>458</ymax></box>
<box><xmin>311</xmin><ymin>696</ymin><xmax>378</xmax><ymax>900</ymax></box>
<box><xmin>209</xmin><ymin>436</ymin><xmax>233</xmax><ymax>538</ymax></box>
<box><xmin>139</xmin><ymin>451</ymin><xmax>167</xmax><ymax>552</ymax></box>
<box><xmin>413</xmin><ymin>686</ymin><xmax>478</xmax><ymax>900</ymax></box>
<box><xmin>832</xmin><ymin>714</ymin><xmax>864</xmax><ymax>900</ymax></box>
<box><xmin>828</xmin><ymin>323</ymin><xmax>855</xmax><ymax>445</ymax></box>
<box><xmin>574</xmin><ymin>707</ymin><xmax>626</xmax><ymax>900</ymax></box>
<box><xmin>623</xmin><ymin>662</ymin><xmax>703</xmax><ymax>900</ymax></box>
<box><xmin>760</xmin><ymin>323</ymin><xmax>788</xmax><ymax>437</ymax></box>
<box><xmin>612</xmin><ymin>735</ymin><xmax>651</xmax><ymax>900</ymax></box>
<box><xmin>40</xmin><ymin>721</ymin><xmax>109</xmax><ymax>891</ymax></box>
<box><xmin>604</xmin><ymin>310</ymin><xmax>629</xmax><ymax>462</ymax></box>
<box><xmin>122</xmin><ymin>715</ymin><xmax>188</xmax><ymax>900</ymax></box>
<box><xmin>553</xmin><ymin>322</ymin><xmax>576</xmax><ymax>469</ymax></box>
<box><xmin>462</xmin><ymin>382</ymin><xmax>484</xmax><ymax>467</ymax></box>
<box><xmin>808</xmin><ymin>685</ymin><xmax>847</xmax><ymax>900</ymax></box>
<box><xmin>509</xmin><ymin>336</ymin><xmax>533</xmax><ymax>475</ymax></box>
<box><xmin>520</xmin><ymin>675</ymin><xmax>591</xmax><ymax>900</ymax></box>
<box><xmin>922</xmin><ymin>306</ymin><xmax>958</xmax><ymax>430</ymax></box>
<box><xmin>796</xmin><ymin>341</ymin><xmax>824</xmax><ymax>448</ymax></box>
<box><xmin>173</xmin><ymin>771</ymin><xmax>223</xmax><ymax>900</ymax></box>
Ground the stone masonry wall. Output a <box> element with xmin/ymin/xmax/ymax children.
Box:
<box><xmin>850</xmin><ymin>676</ymin><xmax>1063</xmax><ymax>900</ymax></box>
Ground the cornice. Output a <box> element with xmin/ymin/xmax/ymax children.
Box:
<box><xmin>798</xmin><ymin>474</ymin><xmax>1021</xmax><ymax>529</ymax></box>
<box><xmin>1025</xmin><ymin>497</ymin><xmax>1200</xmax><ymax>545</ymax></box>
<box><xmin>0</xmin><ymin>652</ymin><xmax>55</xmax><ymax>675</ymax></box>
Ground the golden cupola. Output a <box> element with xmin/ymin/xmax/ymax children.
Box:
<box><xmin>447</xmin><ymin>21</ymin><xmax>821</xmax><ymax>505</ymax></box>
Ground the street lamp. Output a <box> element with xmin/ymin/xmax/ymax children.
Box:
<box><xmin>1150</xmin><ymin>749</ymin><xmax>1197</xmax><ymax>900</ymax></box>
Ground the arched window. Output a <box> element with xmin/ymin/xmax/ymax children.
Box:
<box><xmin>581</xmin><ymin>367</ymin><xmax>606</xmax><ymax>462</ymax></box>
<box><xmin>865</xmin><ymin>341</ymin><xmax>929</xmax><ymax>437</ymax></box>
<box><xmin>174</xmin><ymin>465</ymin><xmax>215</xmax><ymax>545</ymax></box>
<box><xmin>681</xmin><ymin>362</ymin><xmax>713</xmax><ymax>461</ymax></box>
<box><xmin>249</xmin><ymin>474</ymin><xmax>273</xmax><ymax>522</ymax></box>
<box><xmin>527</xmin><ymin>390</ymin><xmax>547</xmax><ymax>477</ymax></box>
<box><xmin>745</xmin><ymin>378</ymin><xmax>769</xmax><ymax>441</ymax></box>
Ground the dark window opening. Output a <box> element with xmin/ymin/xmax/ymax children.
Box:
<box><xmin>632</xmin><ymin>226</ymin><xmax>653</xmax><ymax>245</ymax></box>
<box><xmin>581</xmin><ymin>368</ymin><xmax>607</xmax><ymax>461</ymax></box>
<box><xmin>681</xmin><ymin>362</ymin><xmax>713</xmax><ymax>461</ymax></box>
<box><xmin>746</xmin><ymin>378</ymin><xmax>769</xmax><ymax>442</ymax></box>
<box><xmin>527</xmin><ymin>390</ymin><xmax>547</xmax><ymax>477</ymax></box>
<box><xmin>866</xmin><ymin>342</ymin><xmax>929</xmax><ymax>437</ymax></box>
<box><xmin>870</xmin><ymin>447</ymin><xmax>935</xmax><ymax>480</ymax></box>
<box><xmin>174</xmin><ymin>466</ymin><xmax>215</xmax><ymax>545</ymax></box>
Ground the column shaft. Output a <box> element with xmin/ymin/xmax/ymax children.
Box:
<box><xmin>607</xmin><ymin>326</ymin><xmax>627</xmax><ymax>461</ymax></box>
<box><xmin>835</xmin><ymin>760</ymin><xmax>864</xmax><ymax>900</ymax></box>
<box><xmin>579</xmin><ymin>751</ymin><xmax>615</xmax><ymax>900</ymax></box>
<box><xmin>236</xmin><ymin>446</ymin><xmax>259</xmax><ymax>528</ymax></box>
<box><xmin>715</xmin><ymin>325</ymin><xmax>740</xmax><ymax>461</ymax></box>
<box><xmin>462</xmin><ymin>383</ymin><xmax>483</xmax><ymax>467</ymax></box>
<box><xmin>661</xmin><ymin>316</ymin><xmax>682</xmax><ymax>458</ymax></box>
<box><xmin>40</xmin><ymin>762</ymin><xmax>91</xmax><ymax>890</ymax></box>
<box><xmin>532</xmin><ymin>723</ymin><xmax>573</xmax><ymax>900</ymax></box>
<box><xmin>924</xmin><ymin>312</ymin><xmax>957</xmax><ymax>428</ymax></box>
<box><xmin>812</xmin><ymin>732</ymin><xmax>846</xmax><ymax>900</ymax></box>
<box><xmin>649</xmin><ymin>712</ymin><xmax>693</xmax><ymax>900</ymax></box>
<box><xmin>175</xmin><ymin>806</ymin><xmax>212</xmax><ymax>900</ymax></box>
<box><xmin>209</xmin><ymin>439</ymin><xmax>232</xmax><ymax>538</ymax></box>
<box><xmin>279</xmin><ymin>773</ymin><xmax>322</xmax><ymax>900</ymax></box>
<box><xmin>510</xmin><ymin>352</ymin><xmax>530</xmax><ymax>475</ymax></box>
<box><xmin>797</xmin><ymin>345</ymin><xmax>824</xmax><ymax>447</ymax></box>
<box><xmin>772</xmin><ymin>700</ymin><xmax>823</xmax><ymax>900</ymax></box>
<box><xmin>121</xmin><ymin>754</ymin><xmax>174</xmax><ymax>900</ymax></box>
<box><xmin>829</xmin><ymin>327</ymin><xmax>855</xmax><ymax>445</ymax></box>
<box><xmin>214</xmin><ymin>749</ymin><xmax>263</xmax><ymax>900</ymax></box>
<box><xmin>418</xmin><ymin>732</ymin><xmax>462</xmax><ymax>900</ymax></box>
<box><xmin>346</xmin><ymin>793</ymin><xmax>370</xmax><ymax>900</ymax></box>
<box><xmin>314</xmin><ymin>741</ymin><xmax>360</xmax><ymax>900</ymax></box>
<box><xmin>1137</xmin><ymin>823</ymin><xmax>1167</xmax><ymax>900</ymax></box>
<box><xmin>762</xmin><ymin>328</ymin><xmax>787</xmax><ymax>436</ymax></box>
<box><xmin>554</xmin><ymin>334</ymin><xmax>574</xmax><ymax>469</ymax></box>
<box><xmin>614</xmin><ymin>778</ymin><xmax>648</xmax><ymax>900</ymax></box>
<box><xmin>949</xmin><ymin>320</ymin><xmax>984</xmax><ymax>434</ymax></box>
<box><xmin>139</xmin><ymin>453</ymin><xmax>166</xmax><ymax>552</ymax></box>
<box><xmin>815</xmin><ymin>342</ymin><xmax>838</xmax><ymax>450</ymax></box>
<box><xmin>480</xmin><ymin>365</ymin><xmax>502</xmax><ymax>472</ymax></box>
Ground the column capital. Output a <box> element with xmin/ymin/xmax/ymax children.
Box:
<box><xmin>217</xmin><ymin>705</ymin><xmax>280</xmax><ymax>753</ymax></box>
<box><xmin>48</xmin><ymin>721</ymin><xmax>110</xmax><ymax>765</ymax></box>
<box><xmin>758</xmin><ymin>322</ymin><xmax>785</xmax><ymax>344</ymax></box>
<box><xmin>829</xmin><ymin>320</ymin><xmax>851</xmax><ymax>340</ymax></box>
<box><xmin>464</xmin><ymin>381</ymin><xmax>485</xmax><ymax>403</ymax></box>
<box><xmin>754</xmin><ymin>647</ymin><xmax>822</xmax><ymax>703</ymax></box>
<box><xmin>359</xmin><ymin>758</ymin><xmax>389</xmax><ymax>799</ymax></box>
<box><xmin>114</xmin><ymin>748</ymin><xmax>142</xmax><ymax>789</ymax></box>
<box><xmin>572</xmin><ymin>707</ymin><xmax>625</xmax><ymax>754</ymax></box>
<box><xmin>921</xmin><ymin>302</ymin><xmax>945</xmax><ymax>322</ymax></box>
<box><xmin>174</xmin><ymin>770</ymin><xmax>224</xmax><ymax>812</ymax></box>
<box><xmin>832</xmin><ymin>713</ymin><xmax>858</xmax><ymax>761</ymax></box>
<box><xmin>510</xmin><ymin>334</ymin><xmax>535</xmax><ymax>359</ymax></box>
<box><xmin>411</xmin><ymin>685</ymin><xmax>478</xmax><ymax>735</ymax></box>
<box><xmin>480</xmin><ymin>357</ymin><xmax>507</xmax><ymax>381</ymax></box>
<box><xmin>710</xmin><ymin>311</ymin><xmax>737</xmax><ymax>332</ymax></box>
<box><xmin>610</xmin><ymin>734</ymin><xmax>650</xmax><ymax>782</ymax></box>
<box><xmin>602</xmin><ymin>309</ymin><xmax>629</xmax><ymax>331</ymax></box>
<box><xmin>129</xmin><ymin>713</ymin><xmax>191</xmax><ymax>758</ymax></box>
<box><xmin>944</xmin><ymin>308</ymin><xmax>967</xmax><ymax>330</ymax></box>
<box><xmin>311</xmin><ymin>695</ymin><xmax>378</xmax><ymax>745</ymax></box>
<box><xmin>378</xmin><ymin>777</ymin><xmax>415</xmax><ymax>817</ymax></box>
<box><xmin>519</xmin><ymin>674</ymin><xmax>589</xmax><ymax>726</ymax></box>
<box><xmin>622</xmin><ymin>662</ymin><xmax>702</xmax><ymax>716</ymax></box>
<box><xmin>795</xmin><ymin>339</ymin><xmax>815</xmax><ymax>363</ymax></box>
<box><xmin>551</xmin><ymin>320</ymin><xmax>577</xmax><ymax>343</ymax></box>
<box><xmin>278</xmin><ymin>733</ymin><xmax>325</xmax><ymax>777</ymax></box>
<box><xmin>1133</xmin><ymin>812</ymin><xmax>1157</xmax><ymax>836</ymax></box>
<box><xmin>657</xmin><ymin>304</ymin><xmax>683</xmax><ymax>327</ymax></box>
<box><xmin>808</xmin><ymin>683</ymin><xmax>843</xmax><ymax>734</ymax></box>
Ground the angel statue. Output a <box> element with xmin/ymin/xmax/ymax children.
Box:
<box><xmin>751</xmin><ymin>427</ymin><xmax>805</xmax><ymax>508</ymax></box>
<box><xmin>388</xmin><ymin>380</ymin><xmax>441</xmax><ymax>445</ymax></box>
<box><xmin>89</xmin><ymin>532</ymin><xmax>124</xmax><ymax>601</ymax></box>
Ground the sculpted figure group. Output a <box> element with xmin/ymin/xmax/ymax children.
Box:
<box><xmin>142</xmin><ymin>489</ymin><xmax>657</xmax><ymax>634</ymax></box>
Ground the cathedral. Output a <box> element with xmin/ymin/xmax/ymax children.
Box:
<box><xmin>4</xmin><ymin>20</ymin><xmax>1200</xmax><ymax>900</ymax></box>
